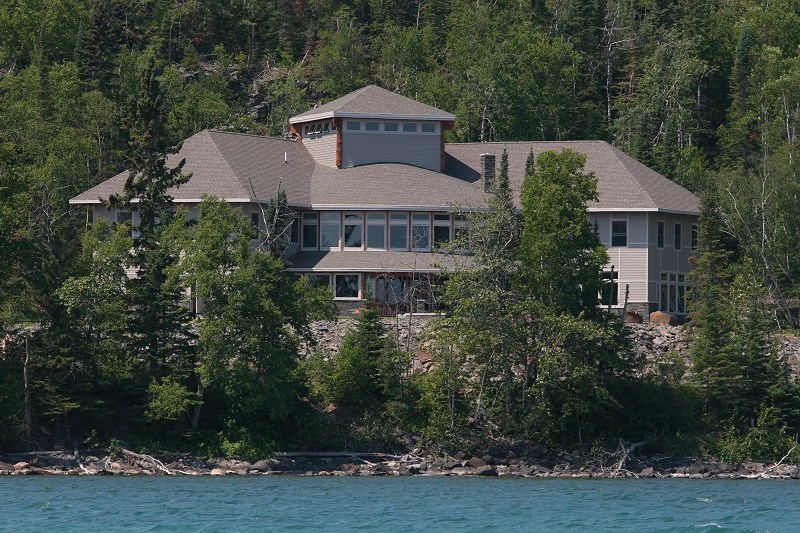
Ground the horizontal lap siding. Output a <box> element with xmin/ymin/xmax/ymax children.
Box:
<box><xmin>342</xmin><ymin>132</ymin><xmax>440</xmax><ymax>170</ymax></box>
<box><xmin>607</xmin><ymin>247</ymin><xmax>648</xmax><ymax>304</ymax></box>
<box><xmin>304</xmin><ymin>134</ymin><xmax>337</xmax><ymax>167</ymax></box>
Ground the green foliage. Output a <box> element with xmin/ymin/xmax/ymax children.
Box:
<box><xmin>712</xmin><ymin>408</ymin><xmax>800</xmax><ymax>464</ymax></box>
<box><xmin>145</xmin><ymin>377</ymin><xmax>197</xmax><ymax>422</ymax></box>
<box><xmin>520</xmin><ymin>149</ymin><xmax>607</xmax><ymax>317</ymax></box>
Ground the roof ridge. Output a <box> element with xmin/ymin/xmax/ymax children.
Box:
<box><xmin>208</xmin><ymin>129</ymin><xmax>296</xmax><ymax>142</ymax></box>
<box><xmin>605</xmin><ymin>145</ymin><xmax>661</xmax><ymax>208</ymax></box>
<box><xmin>445</xmin><ymin>140</ymin><xmax>607</xmax><ymax>146</ymax></box>
<box><xmin>204</xmin><ymin>131</ymin><xmax>255</xmax><ymax>200</ymax></box>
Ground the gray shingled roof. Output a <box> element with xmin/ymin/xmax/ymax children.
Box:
<box><xmin>289</xmin><ymin>85</ymin><xmax>455</xmax><ymax>123</ymax></box>
<box><xmin>286</xmin><ymin>250</ymin><xmax>471</xmax><ymax>272</ymax></box>
<box><xmin>445</xmin><ymin>142</ymin><xmax>699</xmax><ymax>214</ymax></box>
<box><xmin>309</xmin><ymin>162</ymin><xmax>484</xmax><ymax>209</ymax></box>
<box><xmin>70</xmin><ymin>130</ymin><xmax>315</xmax><ymax>205</ymax></box>
<box><xmin>70</xmin><ymin>130</ymin><xmax>698</xmax><ymax>215</ymax></box>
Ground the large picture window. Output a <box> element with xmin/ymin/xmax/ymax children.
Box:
<box><xmin>389</xmin><ymin>213</ymin><xmax>408</xmax><ymax>250</ymax></box>
<box><xmin>611</xmin><ymin>220</ymin><xmax>627</xmax><ymax>247</ymax></box>
<box><xmin>433</xmin><ymin>213</ymin><xmax>451</xmax><ymax>248</ymax></box>
<box><xmin>411</xmin><ymin>213</ymin><xmax>430</xmax><ymax>250</ymax></box>
<box><xmin>302</xmin><ymin>212</ymin><xmax>318</xmax><ymax>249</ymax></box>
<box><xmin>320</xmin><ymin>212</ymin><xmax>340</xmax><ymax>249</ymax></box>
<box><xmin>343</xmin><ymin>212</ymin><xmax>363</xmax><ymax>249</ymax></box>
<box><xmin>366</xmin><ymin>212</ymin><xmax>386</xmax><ymax>249</ymax></box>
<box><xmin>335</xmin><ymin>274</ymin><xmax>360</xmax><ymax>299</ymax></box>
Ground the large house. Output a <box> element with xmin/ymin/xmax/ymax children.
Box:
<box><xmin>70</xmin><ymin>85</ymin><xmax>699</xmax><ymax>320</ymax></box>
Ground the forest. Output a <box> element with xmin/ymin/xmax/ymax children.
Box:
<box><xmin>1</xmin><ymin>0</ymin><xmax>800</xmax><ymax>462</ymax></box>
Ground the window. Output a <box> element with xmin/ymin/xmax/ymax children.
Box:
<box><xmin>421</xmin><ymin>123</ymin><xmax>436</xmax><ymax>133</ymax></box>
<box><xmin>433</xmin><ymin>213</ymin><xmax>451</xmax><ymax>248</ymax></box>
<box><xmin>313</xmin><ymin>123</ymin><xmax>322</xmax><ymax>134</ymax></box>
<box><xmin>366</xmin><ymin>212</ymin><xmax>386</xmax><ymax>249</ymax></box>
<box><xmin>346</xmin><ymin>120</ymin><xmax>360</xmax><ymax>131</ymax></box>
<box><xmin>611</xmin><ymin>220</ymin><xmax>627</xmax><ymax>247</ymax></box>
<box><xmin>657</xmin><ymin>221</ymin><xmax>664</xmax><ymax>249</ymax></box>
<box><xmin>303</xmin><ymin>125</ymin><xmax>310</xmax><ymax>135</ymax></box>
<box><xmin>343</xmin><ymin>212</ymin><xmax>363</xmax><ymax>249</ymax></box>
<box><xmin>290</xmin><ymin>217</ymin><xmax>299</xmax><ymax>244</ymax></box>
<box><xmin>402</xmin><ymin>122</ymin><xmax>417</xmax><ymax>133</ymax></box>
<box><xmin>335</xmin><ymin>274</ymin><xmax>360</xmax><ymax>299</ymax></box>
<box><xmin>659</xmin><ymin>271</ymin><xmax>689</xmax><ymax>314</ymax></box>
<box><xmin>320</xmin><ymin>211</ymin><xmax>340</xmax><ymax>249</ymax></box>
<box><xmin>674</xmin><ymin>223</ymin><xmax>682</xmax><ymax>250</ymax></box>
<box><xmin>389</xmin><ymin>212</ymin><xmax>408</xmax><ymax>250</ymax></box>
<box><xmin>384</xmin><ymin>122</ymin><xmax>399</xmax><ymax>132</ymax></box>
<box><xmin>453</xmin><ymin>214</ymin><xmax>468</xmax><ymax>242</ymax></box>
<box><xmin>306</xmin><ymin>274</ymin><xmax>330</xmax><ymax>290</ymax></box>
<box><xmin>365</xmin><ymin>121</ymin><xmax>379</xmax><ymax>132</ymax></box>
<box><xmin>600</xmin><ymin>270</ymin><xmax>619</xmax><ymax>306</ymax></box>
<box><xmin>369</xmin><ymin>277</ymin><xmax>404</xmax><ymax>304</ymax></box>
<box><xmin>302</xmin><ymin>212</ymin><xmax>318</xmax><ymax>249</ymax></box>
<box><xmin>691</xmin><ymin>224</ymin><xmax>698</xmax><ymax>250</ymax></box>
<box><xmin>117</xmin><ymin>210</ymin><xmax>132</xmax><ymax>225</ymax></box>
<box><xmin>323</xmin><ymin>122</ymin><xmax>330</xmax><ymax>133</ymax></box>
<box><xmin>411</xmin><ymin>213</ymin><xmax>431</xmax><ymax>250</ymax></box>
<box><xmin>251</xmin><ymin>212</ymin><xmax>260</xmax><ymax>228</ymax></box>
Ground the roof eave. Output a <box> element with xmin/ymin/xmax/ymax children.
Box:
<box><xmin>290</xmin><ymin>111</ymin><xmax>456</xmax><ymax>124</ymax></box>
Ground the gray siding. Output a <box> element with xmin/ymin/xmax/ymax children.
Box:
<box><xmin>590</xmin><ymin>212</ymin><xmax>610</xmax><ymax>244</ymax></box>
<box><xmin>607</xmin><ymin>246</ymin><xmax>649</xmax><ymax>305</ymax></box>
<box><xmin>342</xmin><ymin>132</ymin><xmax>440</xmax><ymax>170</ymax></box>
<box><xmin>303</xmin><ymin>133</ymin><xmax>337</xmax><ymax>167</ymax></box>
<box><xmin>647</xmin><ymin>212</ymin><xmax>698</xmax><ymax>305</ymax></box>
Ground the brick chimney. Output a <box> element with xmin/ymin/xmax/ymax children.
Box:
<box><xmin>480</xmin><ymin>153</ymin><xmax>496</xmax><ymax>192</ymax></box>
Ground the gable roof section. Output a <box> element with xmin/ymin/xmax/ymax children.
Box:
<box><xmin>70</xmin><ymin>130</ymin><xmax>315</xmax><ymax>205</ymax></box>
<box><xmin>444</xmin><ymin>141</ymin><xmax>699</xmax><ymax>215</ymax></box>
<box><xmin>290</xmin><ymin>85</ymin><xmax>455</xmax><ymax>123</ymax></box>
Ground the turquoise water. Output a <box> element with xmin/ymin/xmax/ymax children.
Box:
<box><xmin>1</xmin><ymin>477</ymin><xmax>797</xmax><ymax>532</ymax></box>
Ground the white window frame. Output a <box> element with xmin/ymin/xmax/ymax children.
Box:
<box><xmin>345</xmin><ymin>120</ymin><xmax>361</xmax><ymax>131</ymax></box>
<box><xmin>433</xmin><ymin>213</ymin><xmax>451</xmax><ymax>249</ymax></box>
<box><xmin>411</xmin><ymin>213</ymin><xmax>431</xmax><ymax>251</ymax></box>
<box><xmin>343</xmin><ymin>212</ymin><xmax>364</xmax><ymax>250</ymax></box>
<box><xmin>389</xmin><ymin>212</ymin><xmax>409</xmax><ymax>251</ymax></box>
<box><xmin>319</xmin><ymin>211</ymin><xmax>341</xmax><ymax>250</ymax></box>
<box><xmin>659</xmin><ymin>271</ymin><xmax>689</xmax><ymax>315</ymax></box>
<box><xmin>364</xmin><ymin>121</ymin><xmax>380</xmax><ymax>132</ymax></box>
<box><xmin>334</xmin><ymin>273</ymin><xmax>361</xmax><ymax>300</ymax></box>
<box><xmin>611</xmin><ymin>219</ymin><xmax>628</xmax><ymax>247</ymax></box>
<box><xmin>366</xmin><ymin>212</ymin><xmax>387</xmax><ymax>250</ymax></box>
<box><xmin>301</xmin><ymin>212</ymin><xmax>319</xmax><ymax>251</ymax></box>
<box><xmin>420</xmin><ymin>122</ymin><xmax>438</xmax><ymax>134</ymax></box>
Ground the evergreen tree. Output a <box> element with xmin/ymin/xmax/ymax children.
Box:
<box><xmin>519</xmin><ymin>149</ymin><xmax>607</xmax><ymax>317</ymax></box>
<box><xmin>688</xmin><ymin>187</ymin><xmax>735</xmax><ymax>422</ymax></box>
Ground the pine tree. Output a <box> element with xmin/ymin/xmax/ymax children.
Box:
<box><xmin>108</xmin><ymin>53</ymin><xmax>195</xmax><ymax>381</ymax></box>
<box><xmin>688</xmin><ymin>186</ymin><xmax>735</xmax><ymax>422</ymax></box>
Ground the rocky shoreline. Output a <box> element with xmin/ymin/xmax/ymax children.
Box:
<box><xmin>2</xmin><ymin>449</ymin><xmax>798</xmax><ymax>480</ymax></box>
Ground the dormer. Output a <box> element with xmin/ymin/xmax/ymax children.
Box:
<box><xmin>289</xmin><ymin>85</ymin><xmax>455</xmax><ymax>172</ymax></box>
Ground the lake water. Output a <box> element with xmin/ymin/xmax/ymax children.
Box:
<box><xmin>0</xmin><ymin>476</ymin><xmax>797</xmax><ymax>532</ymax></box>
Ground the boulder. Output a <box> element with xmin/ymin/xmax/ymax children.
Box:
<box><xmin>210</xmin><ymin>468</ymin><xmax>225</xmax><ymax>476</ymax></box>
<box><xmin>250</xmin><ymin>459</ymin><xmax>273</xmax><ymax>472</ymax></box>
<box><xmin>624</xmin><ymin>310</ymin><xmax>643</xmax><ymax>323</ymax></box>
<box><xmin>640</xmin><ymin>467</ymin><xmax>654</xmax><ymax>477</ymax></box>
<box><xmin>480</xmin><ymin>455</ymin><xmax>495</xmax><ymax>466</ymax></box>
<box><xmin>649</xmin><ymin>311</ymin><xmax>678</xmax><ymax>326</ymax></box>
<box><xmin>443</xmin><ymin>460</ymin><xmax>461</xmax><ymax>470</ymax></box>
<box><xmin>13</xmin><ymin>461</ymin><xmax>29</xmax><ymax>471</ymax></box>
<box><xmin>466</xmin><ymin>456</ymin><xmax>486</xmax><ymax>468</ymax></box>
<box><xmin>475</xmin><ymin>465</ymin><xmax>497</xmax><ymax>476</ymax></box>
